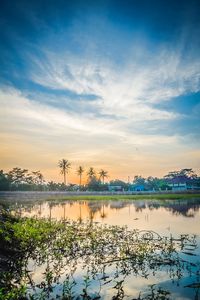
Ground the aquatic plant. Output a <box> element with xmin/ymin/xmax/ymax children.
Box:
<box><xmin>133</xmin><ymin>285</ymin><xmax>171</xmax><ymax>300</ymax></box>
<box><xmin>0</xmin><ymin>211</ymin><xmax>199</xmax><ymax>299</ymax></box>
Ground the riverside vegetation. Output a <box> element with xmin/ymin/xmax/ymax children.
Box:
<box><xmin>0</xmin><ymin>211</ymin><xmax>200</xmax><ymax>299</ymax></box>
<box><xmin>45</xmin><ymin>194</ymin><xmax>200</xmax><ymax>202</ymax></box>
<box><xmin>0</xmin><ymin>166</ymin><xmax>199</xmax><ymax>192</ymax></box>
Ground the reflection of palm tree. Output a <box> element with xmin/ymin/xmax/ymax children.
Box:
<box><xmin>87</xmin><ymin>167</ymin><xmax>95</xmax><ymax>181</ymax></box>
<box><xmin>61</xmin><ymin>203</ymin><xmax>66</xmax><ymax>220</ymax></box>
<box><xmin>78</xmin><ymin>202</ymin><xmax>83</xmax><ymax>223</ymax></box>
<box><xmin>89</xmin><ymin>211</ymin><xmax>95</xmax><ymax>225</ymax></box>
<box><xmin>77</xmin><ymin>166</ymin><xmax>84</xmax><ymax>186</ymax></box>
<box><xmin>100</xmin><ymin>204</ymin><xmax>107</xmax><ymax>220</ymax></box>
<box><xmin>49</xmin><ymin>204</ymin><xmax>53</xmax><ymax>221</ymax></box>
<box><xmin>58</xmin><ymin>159</ymin><xmax>71</xmax><ymax>185</ymax></box>
<box><xmin>99</xmin><ymin>169</ymin><xmax>108</xmax><ymax>184</ymax></box>
<box><xmin>38</xmin><ymin>203</ymin><xmax>42</xmax><ymax>215</ymax></box>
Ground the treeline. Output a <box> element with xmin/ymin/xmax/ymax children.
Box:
<box><xmin>0</xmin><ymin>167</ymin><xmax>109</xmax><ymax>192</ymax></box>
<box><xmin>0</xmin><ymin>168</ymin><xmax>46</xmax><ymax>191</ymax></box>
<box><xmin>0</xmin><ymin>166</ymin><xmax>199</xmax><ymax>192</ymax></box>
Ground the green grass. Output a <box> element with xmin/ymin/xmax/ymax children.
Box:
<box><xmin>47</xmin><ymin>193</ymin><xmax>200</xmax><ymax>201</ymax></box>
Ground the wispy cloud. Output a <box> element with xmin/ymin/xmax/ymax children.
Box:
<box><xmin>27</xmin><ymin>41</ymin><xmax>199</xmax><ymax>124</ymax></box>
<box><xmin>0</xmin><ymin>88</ymin><xmax>181</xmax><ymax>146</ymax></box>
<box><xmin>1</xmin><ymin>0</ymin><xmax>200</xmax><ymax>180</ymax></box>
<box><xmin>1</xmin><ymin>87</ymin><xmax>190</xmax><ymax>180</ymax></box>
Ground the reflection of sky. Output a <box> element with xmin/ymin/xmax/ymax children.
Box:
<box><xmin>18</xmin><ymin>199</ymin><xmax>200</xmax><ymax>236</ymax></box>
<box><xmin>18</xmin><ymin>199</ymin><xmax>200</xmax><ymax>299</ymax></box>
<box><xmin>0</xmin><ymin>0</ymin><xmax>200</xmax><ymax>182</ymax></box>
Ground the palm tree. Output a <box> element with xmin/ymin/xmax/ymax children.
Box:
<box><xmin>99</xmin><ymin>169</ymin><xmax>108</xmax><ymax>184</ymax></box>
<box><xmin>58</xmin><ymin>159</ymin><xmax>71</xmax><ymax>185</ymax></box>
<box><xmin>77</xmin><ymin>166</ymin><xmax>84</xmax><ymax>186</ymax></box>
<box><xmin>87</xmin><ymin>167</ymin><xmax>96</xmax><ymax>181</ymax></box>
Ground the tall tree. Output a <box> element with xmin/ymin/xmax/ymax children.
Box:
<box><xmin>87</xmin><ymin>167</ymin><xmax>96</xmax><ymax>181</ymax></box>
<box><xmin>87</xmin><ymin>177</ymin><xmax>101</xmax><ymax>191</ymax></box>
<box><xmin>133</xmin><ymin>175</ymin><xmax>146</xmax><ymax>186</ymax></box>
<box><xmin>145</xmin><ymin>176</ymin><xmax>160</xmax><ymax>191</ymax></box>
<box><xmin>77</xmin><ymin>166</ymin><xmax>84</xmax><ymax>186</ymax></box>
<box><xmin>0</xmin><ymin>170</ymin><xmax>10</xmax><ymax>191</ymax></box>
<box><xmin>32</xmin><ymin>171</ymin><xmax>44</xmax><ymax>185</ymax></box>
<box><xmin>7</xmin><ymin>167</ymin><xmax>29</xmax><ymax>186</ymax></box>
<box><xmin>164</xmin><ymin>168</ymin><xmax>197</xmax><ymax>180</ymax></box>
<box><xmin>58</xmin><ymin>159</ymin><xmax>71</xmax><ymax>185</ymax></box>
<box><xmin>99</xmin><ymin>169</ymin><xmax>108</xmax><ymax>184</ymax></box>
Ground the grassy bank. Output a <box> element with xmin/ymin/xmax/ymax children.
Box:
<box><xmin>47</xmin><ymin>193</ymin><xmax>200</xmax><ymax>201</ymax></box>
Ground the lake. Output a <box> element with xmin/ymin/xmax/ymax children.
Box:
<box><xmin>1</xmin><ymin>195</ymin><xmax>200</xmax><ymax>299</ymax></box>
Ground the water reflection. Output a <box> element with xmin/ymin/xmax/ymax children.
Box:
<box><xmin>1</xmin><ymin>212</ymin><xmax>200</xmax><ymax>300</ymax></box>
<box><xmin>3</xmin><ymin>198</ymin><xmax>200</xmax><ymax>236</ymax></box>
<box><xmin>1</xmin><ymin>198</ymin><xmax>200</xmax><ymax>299</ymax></box>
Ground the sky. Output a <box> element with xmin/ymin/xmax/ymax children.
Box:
<box><xmin>0</xmin><ymin>0</ymin><xmax>200</xmax><ymax>183</ymax></box>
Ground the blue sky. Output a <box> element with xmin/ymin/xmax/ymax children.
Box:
<box><xmin>0</xmin><ymin>0</ymin><xmax>200</xmax><ymax>182</ymax></box>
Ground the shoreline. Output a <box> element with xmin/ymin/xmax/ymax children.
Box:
<box><xmin>0</xmin><ymin>190</ymin><xmax>200</xmax><ymax>202</ymax></box>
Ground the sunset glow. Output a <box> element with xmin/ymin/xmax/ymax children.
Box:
<box><xmin>0</xmin><ymin>0</ymin><xmax>200</xmax><ymax>183</ymax></box>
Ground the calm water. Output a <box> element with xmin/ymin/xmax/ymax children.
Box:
<box><xmin>1</xmin><ymin>197</ymin><xmax>200</xmax><ymax>299</ymax></box>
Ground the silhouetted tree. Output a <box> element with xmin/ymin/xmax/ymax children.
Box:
<box><xmin>133</xmin><ymin>175</ymin><xmax>145</xmax><ymax>186</ymax></box>
<box><xmin>164</xmin><ymin>168</ymin><xmax>197</xmax><ymax>180</ymax></box>
<box><xmin>109</xmin><ymin>179</ymin><xmax>128</xmax><ymax>191</ymax></box>
<box><xmin>7</xmin><ymin>167</ymin><xmax>29</xmax><ymax>186</ymax></box>
<box><xmin>77</xmin><ymin>166</ymin><xmax>84</xmax><ymax>186</ymax></box>
<box><xmin>58</xmin><ymin>159</ymin><xmax>71</xmax><ymax>185</ymax></box>
<box><xmin>32</xmin><ymin>171</ymin><xmax>45</xmax><ymax>185</ymax></box>
<box><xmin>0</xmin><ymin>170</ymin><xmax>10</xmax><ymax>191</ymax></box>
<box><xmin>145</xmin><ymin>176</ymin><xmax>160</xmax><ymax>190</ymax></box>
<box><xmin>87</xmin><ymin>167</ymin><xmax>96</xmax><ymax>181</ymax></box>
<box><xmin>99</xmin><ymin>169</ymin><xmax>108</xmax><ymax>184</ymax></box>
<box><xmin>87</xmin><ymin>177</ymin><xmax>101</xmax><ymax>191</ymax></box>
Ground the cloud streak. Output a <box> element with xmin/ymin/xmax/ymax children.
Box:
<box><xmin>28</xmin><ymin>41</ymin><xmax>199</xmax><ymax>124</ymax></box>
<box><xmin>0</xmin><ymin>0</ymin><xmax>200</xmax><ymax>181</ymax></box>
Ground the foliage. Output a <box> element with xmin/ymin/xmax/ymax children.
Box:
<box><xmin>58</xmin><ymin>159</ymin><xmax>71</xmax><ymax>185</ymax></box>
<box><xmin>164</xmin><ymin>168</ymin><xmax>198</xmax><ymax>180</ymax></box>
<box><xmin>86</xmin><ymin>176</ymin><xmax>108</xmax><ymax>191</ymax></box>
<box><xmin>109</xmin><ymin>179</ymin><xmax>129</xmax><ymax>190</ymax></box>
<box><xmin>133</xmin><ymin>175</ymin><xmax>146</xmax><ymax>186</ymax></box>
<box><xmin>0</xmin><ymin>166</ymin><xmax>199</xmax><ymax>191</ymax></box>
<box><xmin>98</xmin><ymin>169</ymin><xmax>108</xmax><ymax>184</ymax></box>
<box><xmin>77</xmin><ymin>166</ymin><xmax>84</xmax><ymax>185</ymax></box>
<box><xmin>132</xmin><ymin>176</ymin><xmax>170</xmax><ymax>191</ymax></box>
<box><xmin>0</xmin><ymin>170</ymin><xmax>10</xmax><ymax>191</ymax></box>
<box><xmin>47</xmin><ymin>181</ymin><xmax>78</xmax><ymax>191</ymax></box>
<box><xmin>134</xmin><ymin>285</ymin><xmax>171</xmax><ymax>300</ymax></box>
<box><xmin>0</xmin><ymin>168</ymin><xmax>45</xmax><ymax>191</ymax></box>
<box><xmin>0</xmin><ymin>212</ymin><xmax>199</xmax><ymax>299</ymax></box>
<box><xmin>87</xmin><ymin>167</ymin><xmax>96</xmax><ymax>181</ymax></box>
